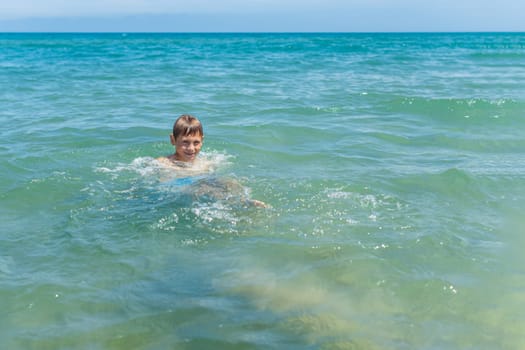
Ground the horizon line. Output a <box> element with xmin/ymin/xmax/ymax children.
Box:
<box><xmin>2</xmin><ymin>31</ymin><xmax>525</xmax><ymax>34</ymax></box>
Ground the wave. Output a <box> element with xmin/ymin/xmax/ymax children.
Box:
<box><xmin>376</xmin><ymin>95</ymin><xmax>524</xmax><ymax>126</ymax></box>
<box><xmin>468</xmin><ymin>51</ymin><xmax>525</xmax><ymax>61</ymax></box>
<box><xmin>391</xmin><ymin>168</ymin><xmax>490</xmax><ymax>203</ymax></box>
<box><xmin>90</xmin><ymin>153</ymin><xmax>267</xmax><ymax>237</ymax></box>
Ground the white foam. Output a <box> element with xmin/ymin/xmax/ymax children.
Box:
<box><xmin>325</xmin><ymin>188</ymin><xmax>391</xmax><ymax>209</ymax></box>
<box><xmin>95</xmin><ymin>156</ymin><xmax>159</xmax><ymax>174</ymax></box>
<box><xmin>94</xmin><ymin>151</ymin><xmax>231</xmax><ymax>182</ymax></box>
<box><xmin>192</xmin><ymin>201</ymin><xmax>239</xmax><ymax>226</ymax></box>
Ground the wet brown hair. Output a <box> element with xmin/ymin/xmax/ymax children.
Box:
<box><xmin>172</xmin><ymin>114</ymin><xmax>203</xmax><ymax>140</ymax></box>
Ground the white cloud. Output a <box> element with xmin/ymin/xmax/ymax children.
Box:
<box><xmin>2</xmin><ymin>0</ymin><xmax>163</xmax><ymax>18</ymax></box>
<box><xmin>3</xmin><ymin>0</ymin><xmax>270</xmax><ymax>18</ymax></box>
<box><xmin>1</xmin><ymin>0</ymin><xmax>374</xmax><ymax>19</ymax></box>
<box><xmin>1</xmin><ymin>0</ymin><xmax>523</xmax><ymax>32</ymax></box>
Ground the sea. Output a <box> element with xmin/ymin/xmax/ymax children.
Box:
<box><xmin>1</xmin><ymin>32</ymin><xmax>524</xmax><ymax>349</ymax></box>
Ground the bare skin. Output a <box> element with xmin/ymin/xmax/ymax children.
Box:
<box><xmin>157</xmin><ymin>133</ymin><xmax>212</xmax><ymax>175</ymax></box>
<box><xmin>170</xmin><ymin>133</ymin><xmax>202</xmax><ymax>162</ymax></box>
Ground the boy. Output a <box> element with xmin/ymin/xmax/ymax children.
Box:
<box><xmin>159</xmin><ymin>114</ymin><xmax>204</xmax><ymax>165</ymax></box>
<box><xmin>158</xmin><ymin>114</ymin><xmax>267</xmax><ymax>207</ymax></box>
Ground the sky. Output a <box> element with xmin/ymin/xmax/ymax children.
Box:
<box><xmin>0</xmin><ymin>0</ymin><xmax>524</xmax><ymax>32</ymax></box>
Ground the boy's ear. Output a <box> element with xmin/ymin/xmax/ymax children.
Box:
<box><xmin>170</xmin><ymin>134</ymin><xmax>176</xmax><ymax>145</ymax></box>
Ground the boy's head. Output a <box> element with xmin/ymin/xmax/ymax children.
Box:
<box><xmin>170</xmin><ymin>114</ymin><xmax>204</xmax><ymax>162</ymax></box>
<box><xmin>172</xmin><ymin>114</ymin><xmax>203</xmax><ymax>140</ymax></box>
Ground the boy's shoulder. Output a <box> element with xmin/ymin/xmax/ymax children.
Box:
<box><xmin>156</xmin><ymin>155</ymin><xmax>175</xmax><ymax>166</ymax></box>
<box><xmin>156</xmin><ymin>156</ymin><xmax>214</xmax><ymax>174</ymax></box>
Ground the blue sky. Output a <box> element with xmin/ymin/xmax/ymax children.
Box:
<box><xmin>0</xmin><ymin>0</ymin><xmax>524</xmax><ymax>32</ymax></box>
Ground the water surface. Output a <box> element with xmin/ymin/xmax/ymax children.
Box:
<box><xmin>1</xmin><ymin>32</ymin><xmax>525</xmax><ymax>349</ymax></box>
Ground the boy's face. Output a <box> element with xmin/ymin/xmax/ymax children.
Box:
<box><xmin>170</xmin><ymin>133</ymin><xmax>203</xmax><ymax>162</ymax></box>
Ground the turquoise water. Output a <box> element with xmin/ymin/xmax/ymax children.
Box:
<box><xmin>1</xmin><ymin>32</ymin><xmax>525</xmax><ymax>349</ymax></box>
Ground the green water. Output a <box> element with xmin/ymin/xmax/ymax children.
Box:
<box><xmin>1</xmin><ymin>33</ymin><xmax>525</xmax><ymax>349</ymax></box>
